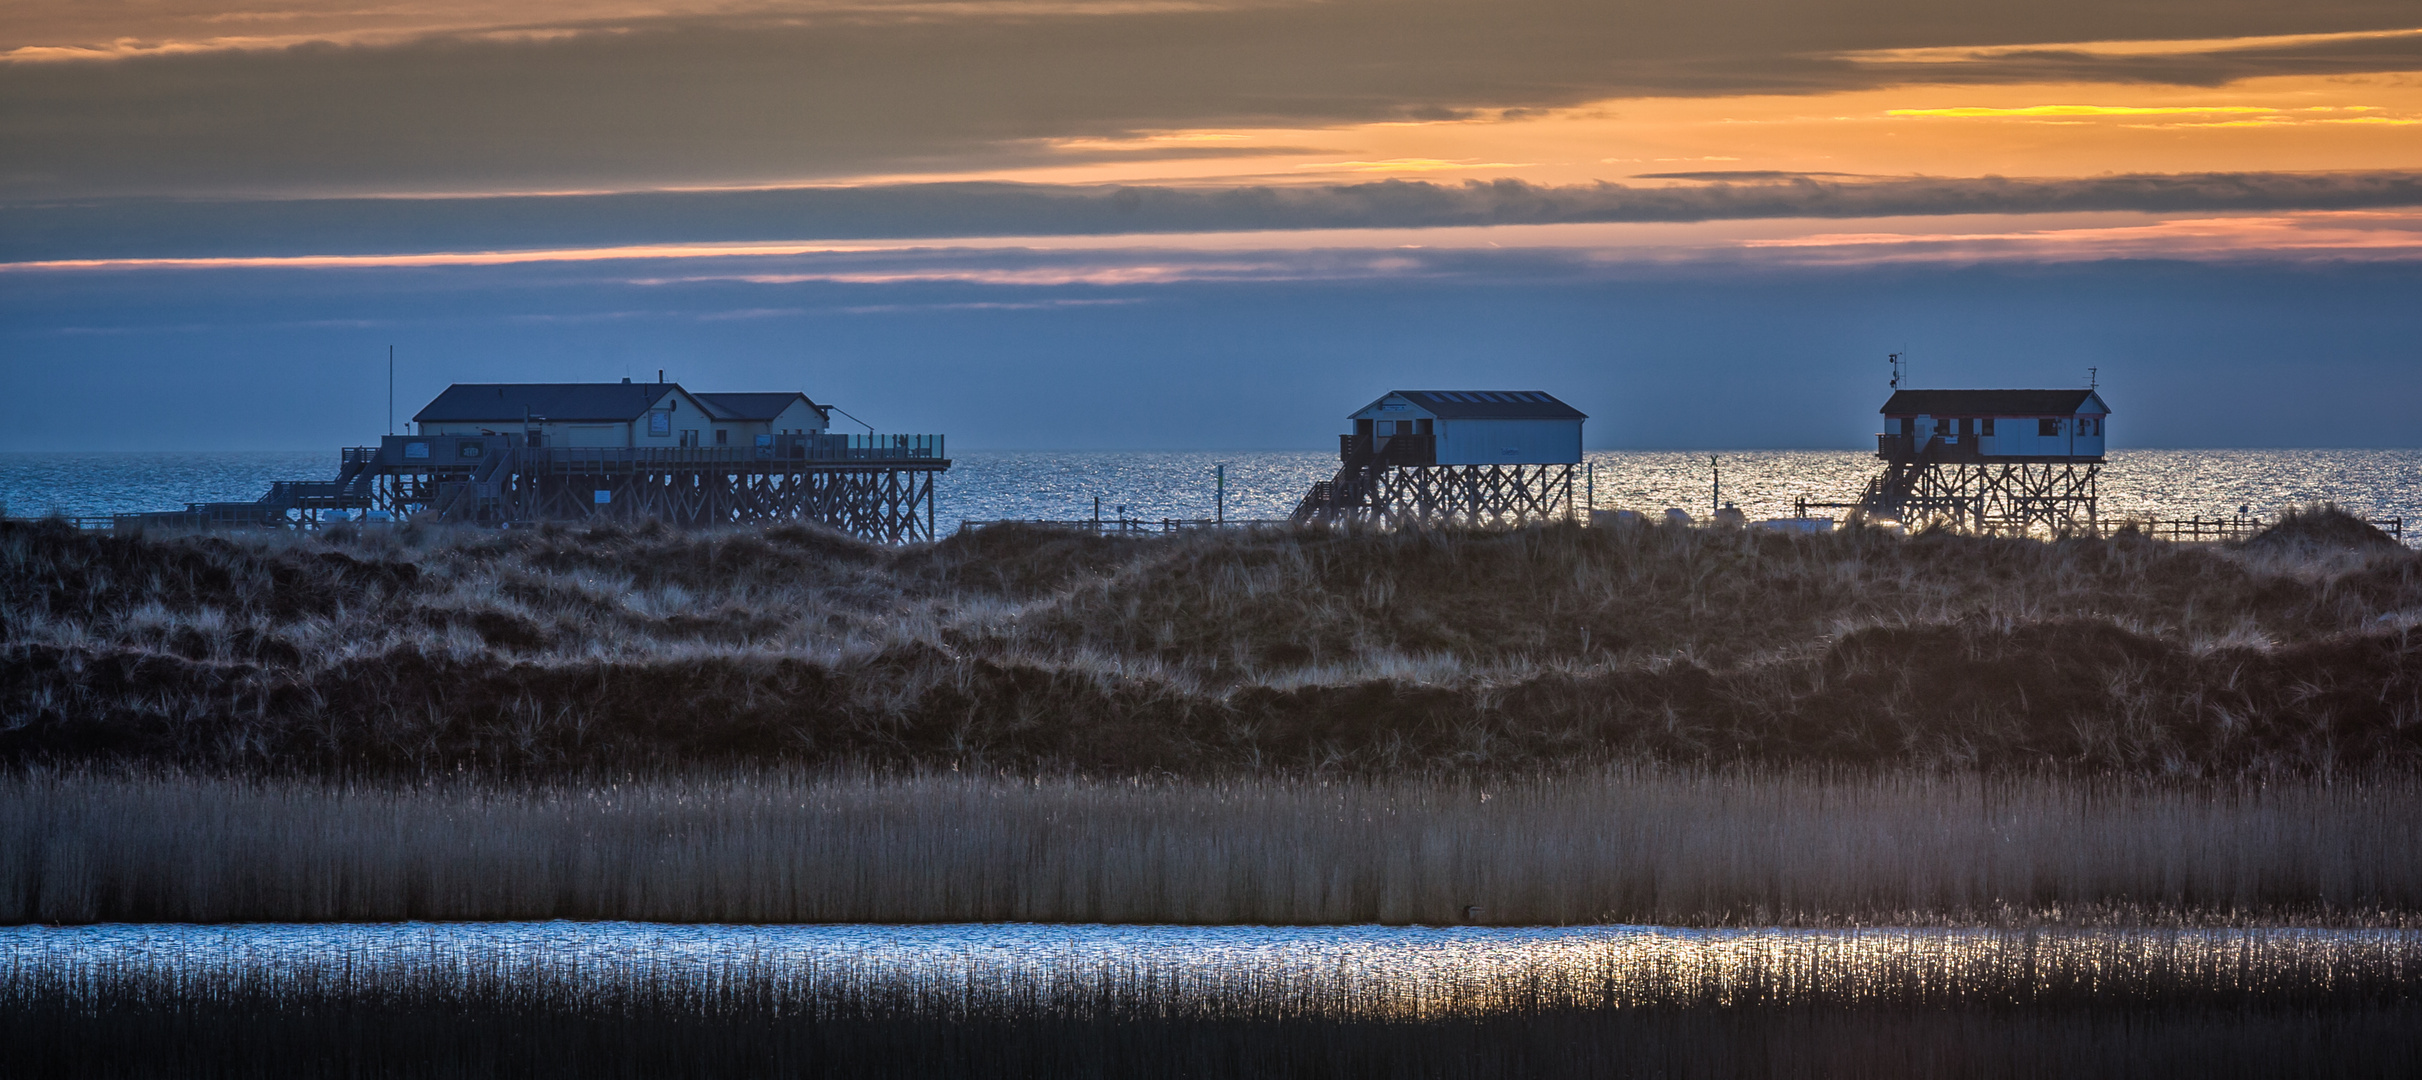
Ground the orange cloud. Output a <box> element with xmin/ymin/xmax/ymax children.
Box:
<box><xmin>1890</xmin><ymin>105</ymin><xmax>2295</xmax><ymax>118</ymax></box>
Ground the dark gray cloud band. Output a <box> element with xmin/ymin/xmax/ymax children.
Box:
<box><xmin>8</xmin><ymin>171</ymin><xmax>2422</xmax><ymax>261</ymax></box>
<box><xmin>4</xmin><ymin>0</ymin><xmax>2420</xmax><ymax>199</ymax></box>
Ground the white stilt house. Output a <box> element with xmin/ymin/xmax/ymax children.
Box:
<box><xmin>1297</xmin><ymin>390</ymin><xmax>1586</xmax><ymax>526</ymax></box>
<box><xmin>1859</xmin><ymin>386</ymin><xmax>2111</xmax><ymax>534</ymax></box>
<box><xmin>1878</xmin><ymin>389</ymin><xmax>2110</xmax><ymax>462</ymax></box>
<box><xmin>1347</xmin><ymin>390</ymin><xmax>1587</xmax><ymax>465</ymax></box>
<box><xmin>413</xmin><ymin>381</ymin><xmax>832</xmax><ymax>450</ymax></box>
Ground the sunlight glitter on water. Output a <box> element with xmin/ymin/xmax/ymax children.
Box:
<box><xmin>4</xmin><ymin>448</ymin><xmax>2417</xmax><ymax>530</ymax></box>
<box><xmin>8</xmin><ymin>923</ymin><xmax>2419</xmax><ymax>1019</ymax></box>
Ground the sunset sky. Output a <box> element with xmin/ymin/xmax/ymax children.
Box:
<box><xmin>6</xmin><ymin>0</ymin><xmax>2422</xmax><ymax>449</ymax></box>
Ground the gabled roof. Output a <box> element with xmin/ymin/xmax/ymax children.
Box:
<box><xmin>1881</xmin><ymin>389</ymin><xmax>2108</xmax><ymax>416</ymax></box>
<box><xmin>695</xmin><ymin>392</ymin><xmax>826</xmax><ymax>423</ymax></box>
<box><xmin>1360</xmin><ymin>390</ymin><xmax>1588</xmax><ymax>420</ymax></box>
<box><xmin>413</xmin><ymin>382</ymin><xmax>683</xmax><ymax>424</ymax></box>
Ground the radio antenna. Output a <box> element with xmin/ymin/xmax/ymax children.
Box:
<box><xmin>1888</xmin><ymin>352</ymin><xmax>1903</xmax><ymax>390</ymax></box>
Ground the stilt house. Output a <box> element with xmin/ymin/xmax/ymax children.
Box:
<box><xmin>1878</xmin><ymin>389</ymin><xmax>2109</xmax><ymax>462</ymax></box>
<box><xmin>413</xmin><ymin>380</ymin><xmax>830</xmax><ymax>450</ymax></box>
<box><xmin>1347</xmin><ymin>390</ymin><xmax>1586</xmax><ymax>466</ymax></box>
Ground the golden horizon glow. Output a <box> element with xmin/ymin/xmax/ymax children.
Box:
<box><xmin>1844</xmin><ymin>26</ymin><xmax>2422</xmax><ymax>64</ymax></box>
<box><xmin>10</xmin><ymin>15</ymin><xmax>2422</xmax><ymax>267</ymax></box>
<box><xmin>786</xmin><ymin>75</ymin><xmax>2422</xmax><ymax>192</ymax></box>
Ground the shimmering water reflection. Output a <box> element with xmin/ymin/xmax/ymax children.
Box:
<box><xmin>7</xmin><ymin>448</ymin><xmax>2419</xmax><ymax>527</ymax></box>
<box><xmin>9</xmin><ymin>923</ymin><xmax>2418</xmax><ymax>1018</ymax></box>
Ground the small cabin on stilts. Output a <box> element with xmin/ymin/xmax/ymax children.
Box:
<box><xmin>1296</xmin><ymin>390</ymin><xmax>1587</xmax><ymax>526</ymax></box>
<box><xmin>1862</xmin><ymin>388</ymin><xmax>2109</xmax><ymax>533</ymax></box>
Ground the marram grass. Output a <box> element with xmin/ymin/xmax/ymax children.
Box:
<box><xmin>8</xmin><ymin>767</ymin><xmax>2420</xmax><ymax>926</ymax></box>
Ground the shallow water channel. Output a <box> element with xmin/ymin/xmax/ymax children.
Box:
<box><xmin>10</xmin><ymin>922</ymin><xmax>2422</xmax><ymax>1017</ymax></box>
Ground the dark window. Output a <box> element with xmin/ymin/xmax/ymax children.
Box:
<box><xmin>1416</xmin><ymin>419</ymin><xmax>1433</xmax><ymax>435</ymax></box>
<box><xmin>1958</xmin><ymin>418</ymin><xmax>1974</xmax><ymax>436</ymax></box>
<box><xmin>1356</xmin><ymin>418</ymin><xmax>1374</xmax><ymax>437</ymax></box>
<box><xmin>1900</xmin><ymin>418</ymin><xmax>1915</xmax><ymax>436</ymax></box>
<box><xmin>2039</xmin><ymin>418</ymin><xmax>2061</xmax><ymax>436</ymax></box>
<box><xmin>715</xmin><ymin>429</ymin><xmax>729</xmax><ymax>445</ymax></box>
<box><xmin>1934</xmin><ymin>418</ymin><xmax>1951</xmax><ymax>435</ymax></box>
<box><xmin>1980</xmin><ymin>418</ymin><xmax>1995</xmax><ymax>437</ymax></box>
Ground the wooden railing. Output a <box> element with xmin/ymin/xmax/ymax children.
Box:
<box><xmin>958</xmin><ymin>518</ymin><xmax>1291</xmax><ymax>535</ymax></box>
<box><xmin>2126</xmin><ymin>516</ymin><xmax>2403</xmax><ymax>544</ymax></box>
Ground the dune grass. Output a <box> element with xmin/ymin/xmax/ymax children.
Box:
<box><xmin>4</xmin><ymin>512</ymin><xmax>2420</xmax><ymax>776</ymax></box>
<box><xmin>8</xmin><ymin>767</ymin><xmax>2420</xmax><ymax>926</ymax></box>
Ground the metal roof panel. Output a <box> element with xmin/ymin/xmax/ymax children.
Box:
<box><xmin>1880</xmin><ymin>389</ymin><xmax>2108</xmax><ymax>416</ymax></box>
<box><xmin>1366</xmin><ymin>390</ymin><xmax>1589</xmax><ymax>420</ymax></box>
<box><xmin>411</xmin><ymin>383</ymin><xmax>683</xmax><ymax>424</ymax></box>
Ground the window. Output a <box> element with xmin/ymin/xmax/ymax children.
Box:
<box><xmin>715</xmin><ymin>429</ymin><xmax>729</xmax><ymax>446</ymax></box>
<box><xmin>2083</xmin><ymin>417</ymin><xmax>2100</xmax><ymax>436</ymax></box>
<box><xmin>1980</xmin><ymin>418</ymin><xmax>1995</xmax><ymax>437</ymax></box>
<box><xmin>1416</xmin><ymin>419</ymin><xmax>1433</xmax><ymax>435</ymax></box>
<box><xmin>2039</xmin><ymin>419</ymin><xmax>2061</xmax><ymax>437</ymax></box>
<box><xmin>1934</xmin><ymin>418</ymin><xmax>1951</xmax><ymax>435</ymax></box>
<box><xmin>1900</xmin><ymin>418</ymin><xmax>1915</xmax><ymax>436</ymax></box>
<box><xmin>648</xmin><ymin>411</ymin><xmax>671</xmax><ymax>437</ymax></box>
<box><xmin>1958</xmin><ymin>418</ymin><xmax>1974</xmax><ymax>437</ymax></box>
<box><xmin>679</xmin><ymin>430</ymin><xmax>699</xmax><ymax>448</ymax></box>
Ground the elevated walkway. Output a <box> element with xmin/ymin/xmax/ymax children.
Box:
<box><xmin>109</xmin><ymin>433</ymin><xmax>952</xmax><ymax>542</ymax></box>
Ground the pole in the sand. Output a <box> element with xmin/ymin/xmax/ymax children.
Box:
<box><xmin>1711</xmin><ymin>455</ymin><xmax>1721</xmax><ymax>515</ymax></box>
<box><xmin>1586</xmin><ymin>461</ymin><xmax>1594</xmax><ymax>520</ymax></box>
<box><xmin>1094</xmin><ymin>495</ymin><xmax>1102</xmax><ymax>531</ymax></box>
<box><xmin>1215</xmin><ymin>463</ymin><xmax>1225</xmax><ymax>525</ymax></box>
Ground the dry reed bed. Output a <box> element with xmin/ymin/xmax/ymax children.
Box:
<box><xmin>15</xmin><ymin>921</ymin><xmax>2422</xmax><ymax>1015</ymax></box>
<box><xmin>10</xmin><ymin>916</ymin><xmax>2422</xmax><ymax>1076</ymax></box>
<box><xmin>9</xmin><ymin>769</ymin><xmax>2420</xmax><ymax>926</ymax></box>
<box><xmin>15</xmin><ymin>964</ymin><xmax>2422</xmax><ymax>1079</ymax></box>
<box><xmin>3</xmin><ymin>512</ymin><xmax>2419</xmax><ymax>775</ymax></box>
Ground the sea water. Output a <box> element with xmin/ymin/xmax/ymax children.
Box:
<box><xmin>7</xmin><ymin>921</ymin><xmax>2419</xmax><ymax>1015</ymax></box>
<box><xmin>3</xmin><ymin>448</ymin><xmax>2418</xmax><ymax>531</ymax></box>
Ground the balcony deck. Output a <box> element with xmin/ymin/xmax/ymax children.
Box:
<box><xmin>1877</xmin><ymin>433</ymin><xmax>2103</xmax><ymax>465</ymax></box>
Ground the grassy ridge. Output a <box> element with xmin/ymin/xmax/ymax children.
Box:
<box><xmin>4</xmin><ymin>513</ymin><xmax>2418</xmax><ymax>776</ymax></box>
<box><xmin>10</xmin><ymin>770</ymin><xmax>2421</xmax><ymax>925</ymax></box>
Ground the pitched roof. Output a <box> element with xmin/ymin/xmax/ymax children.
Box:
<box><xmin>1368</xmin><ymin>390</ymin><xmax>1588</xmax><ymax>420</ymax></box>
<box><xmin>413</xmin><ymin>382</ymin><xmax>681</xmax><ymax>424</ymax></box>
<box><xmin>1881</xmin><ymin>389</ymin><xmax>2107</xmax><ymax>416</ymax></box>
<box><xmin>695</xmin><ymin>392</ymin><xmax>825</xmax><ymax>423</ymax></box>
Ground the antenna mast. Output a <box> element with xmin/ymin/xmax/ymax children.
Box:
<box><xmin>387</xmin><ymin>345</ymin><xmax>394</xmax><ymax>435</ymax></box>
<box><xmin>1888</xmin><ymin>352</ymin><xmax>1902</xmax><ymax>390</ymax></box>
<box><xmin>2088</xmin><ymin>366</ymin><xmax>2098</xmax><ymax>389</ymax></box>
